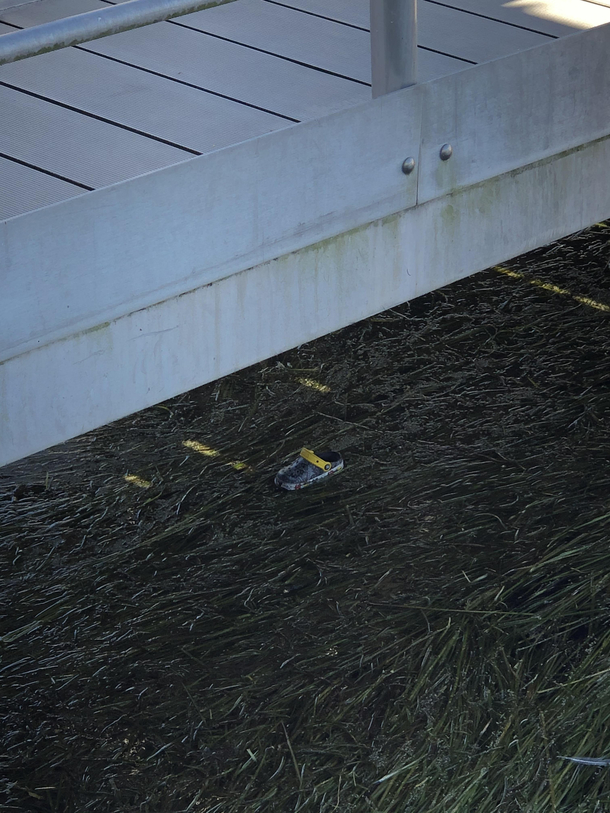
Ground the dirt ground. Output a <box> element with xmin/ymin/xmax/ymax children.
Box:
<box><xmin>1</xmin><ymin>224</ymin><xmax>610</xmax><ymax>813</ymax></box>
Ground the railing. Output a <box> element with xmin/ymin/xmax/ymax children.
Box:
<box><xmin>0</xmin><ymin>0</ymin><xmax>240</xmax><ymax>65</ymax></box>
<box><xmin>0</xmin><ymin>0</ymin><xmax>418</xmax><ymax>92</ymax></box>
<box><xmin>371</xmin><ymin>0</ymin><xmax>417</xmax><ymax>96</ymax></box>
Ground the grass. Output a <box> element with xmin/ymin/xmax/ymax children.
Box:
<box><xmin>0</xmin><ymin>223</ymin><xmax>609</xmax><ymax>812</ymax></box>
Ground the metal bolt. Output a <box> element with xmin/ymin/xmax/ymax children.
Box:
<box><xmin>440</xmin><ymin>143</ymin><xmax>453</xmax><ymax>161</ymax></box>
<box><xmin>401</xmin><ymin>157</ymin><xmax>416</xmax><ymax>175</ymax></box>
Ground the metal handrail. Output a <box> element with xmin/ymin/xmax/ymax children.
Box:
<box><xmin>0</xmin><ymin>0</ymin><xmax>238</xmax><ymax>65</ymax></box>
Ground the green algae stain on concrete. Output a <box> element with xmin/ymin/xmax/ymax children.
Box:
<box><xmin>440</xmin><ymin>201</ymin><xmax>457</xmax><ymax>230</ymax></box>
<box><xmin>295</xmin><ymin>211</ymin><xmax>404</xmax><ymax>270</ymax></box>
<box><xmin>81</xmin><ymin>321</ymin><xmax>111</xmax><ymax>336</ymax></box>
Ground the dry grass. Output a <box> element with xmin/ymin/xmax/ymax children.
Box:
<box><xmin>1</xmin><ymin>223</ymin><xmax>610</xmax><ymax>812</ymax></box>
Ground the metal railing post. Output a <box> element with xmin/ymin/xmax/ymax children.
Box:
<box><xmin>370</xmin><ymin>0</ymin><xmax>417</xmax><ymax>98</ymax></box>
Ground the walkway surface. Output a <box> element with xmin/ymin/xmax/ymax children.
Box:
<box><xmin>2</xmin><ymin>0</ymin><xmax>610</xmax><ymax>221</ymax></box>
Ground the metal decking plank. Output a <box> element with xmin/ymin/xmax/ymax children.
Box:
<box><xmin>420</xmin><ymin>3</ymin><xmax>550</xmax><ymax>62</ymax></box>
<box><xmin>0</xmin><ymin>84</ymin><xmax>192</xmax><ymax>188</ymax></box>
<box><xmin>179</xmin><ymin>0</ymin><xmax>371</xmax><ymax>82</ymax></box>
<box><xmin>90</xmin><ymin>25</ymin><xmax>369</xmax><ymax>121</ymax></box>
<box><xmin>262</xmin><ymin>0</ymin><xmax>371</xmax><ymax>28</ymax></box>
<box><xmin>0</xmin><ymin>0</ymin><xmax>107</xmax><ymax>24</ymax></box>
<box><xmin>412</xmin><ymin>47</ymin><xmax>472</xmax><ymax>79</ymax></box>
<box><xmin>0</xmin><ymin>0</ymin><xmax>35</xmax><ymax>8</ymax></box>
<box><xmin>267</xmin><ymin>0</ymin><xmax>552</xmax><ymax>62</ymax></box>
<box><xmin>0</xmin><ymin>155</ymin><xmax>84</xmax><ymax>220</ymax></box>
<box><xmin>0</xmin><ymin>47</ymin><xmax>292</xmax><ymax>154</ymax></box>
<box><xmin>425</xmin><ymin>0</ymin><xmax>610</xmax><ymax>37</ymax></box>
<box><xmin>0</xmin><ymin>0</ymin><xmax>370</xmax><ymax>121</ymax></box>
<box><xmin>178</xmin><ymin>0</ymin><xmax>469</xmax><ymax>82</ymax></box>
<box><xmin>267</xmin><ymin>0</ymin><xmax>609</xmax><ymax>37</ymax></box>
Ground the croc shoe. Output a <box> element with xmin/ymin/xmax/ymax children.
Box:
<box><xmin>274</xmin><ymin>447</ymin><xmax>344</xmax><ymax>491</ymax></box>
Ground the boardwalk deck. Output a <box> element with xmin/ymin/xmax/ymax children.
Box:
<box><xmin>1</xmin><ymin>0</ymin><xmax>605</xmax><ymax>221</ymax></box>
<box><xmin>1</xmin><ymin>0</ymin><xmax>610</xmax><ymax>465</ymax></box>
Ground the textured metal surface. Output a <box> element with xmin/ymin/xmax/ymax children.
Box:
<box><xmin>0</xmin><ymin>155</ymin><xmax>84</xmax><ymax>220</ymax></box>
<box><xmin>370</xmin><ymin>0</ymin><xmax>417</xmax><ymax>96</ymax></box>
<box><xmin>442</xmin><ymin>0</ymin><xmax>610</xmax><ymax>36</ymax></box>
<box><xmin>181</xmin><ymin>0</ymin><xmax>372</xmax><ymax>80</ymax></box>
<box><xmin>275</xmin><ymin>0</ymin><xmax>610</xmax><ymax>37</ymax></box>
<box><xmin>0</xmin><ymin>84</ymin><xmax>423</xmax><ymax>360</ymax></box>
<box><xmin>0</xmin><ymin>84</ymin><xmax>192</xmax><ymax>187</ymax></box>
<box><xmin>0</xmin><ymin>0</ymin><xmax>240</xmax><ymax>65</ymax></box>
<box><xmin>0</xmin><ymin>0</ymin><xmax>370</xmax><ymax>120</ymax></box>
<box><xmin>420</xmin><ymin>2</ymin><xmax>549</xmax><ymax>60</ymax></box>
<box><xmin>266</xmin><ymin>0</ymin><xmax>386</xmax><ymax>27</ymax></box>
<box><xmin>418</xmin><ymin>21</ymin><xmax>610</xmax><ymax>203</ymax></box>
<box><xmin>0</xmin><ymin>0</ymin><xmax>40</xmax><ymax>9</ymax></box>
<box><xmin>272</xmin><ymin>0</ymin><xmax>552</xmax><ymax>60</ymax></box>
<box><xmin>89</xmin><ymin>24</ymin><xmax>369</xmax><ymax>120</ymax></box>
<box><xmin>0</xmin><ymin>47</ymin><xmax>291</xmax><ymax>152</ymax></box>
<box><xmin>178</xmin><ymin>0</ymin><xmax>466</xmax><ymax>82</ymax></box>
<box><xmin>3</xmin><ymin>130</ymin><xmax>610</xmax><ymax>466</ymax></box>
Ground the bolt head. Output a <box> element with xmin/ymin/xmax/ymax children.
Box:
<box><xmin>440</xmin><ymin>143</ymin><xmax>453</xmax><ymax>161</ymax></box>
<box><xmin>401</xmin><ymin>157</ymin><xmax>416</xmax><ymax>175</ymax></box>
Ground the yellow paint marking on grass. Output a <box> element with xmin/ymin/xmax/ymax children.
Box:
<box><xmin>183</xmin><ymin>440</ymin><xmax>220</xmax><ymax>457</ymax></box>
<box><xmin>183</xmin><ymin>440</ymin><xmax>253</xmax><ymax>473</ymax></box>
<box><xmin>228</xmin><ymin>460</ymin><xmax>254</xmax><ymax>473</ymax></box>
<box><xmin>572</xmin><ymin>294</ymin><xmax>610</xmax><ymax>313</ymax></box>
<box><xmin>495</xmin><ymin>266</ymin><xmax>610</xmax><ymax>313</ymax></box>
<box><xmin>297</xmin><ymin>377</ymin><xmax>331</xmax><ymax>393</ymax></box>
<box><xmin>124</xmin><ymin>474</ymin><xmax>152</xmax><ymax>489</ymax></box>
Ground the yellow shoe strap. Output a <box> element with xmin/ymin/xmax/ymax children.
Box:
<box><xmin>300</xmin><ymin>447</ymin><xmax>332</xmax><ymax>471</ymax></box>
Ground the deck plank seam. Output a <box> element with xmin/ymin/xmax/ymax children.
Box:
<box><xmin>0</xmin><ymin>19</ymin><xmax>301</xmax><ymax>122</ymax></box>
<box><xmin>420</xmin><ymin>44</ymin><xmax>476</xmax><ymax>64</ymax></box>
<box><xmin>98</xmin><ymin>0</ymin><xmax>371</xmax><ymax>86</ymax></box>
<box><xmin>261</xmin><ymin>0</ymin><xmax>477</xmax><ymax>64</ymax></box>
<box><xmin>170</xmin><ymin>20</ymin><xmax>372</xmax><ymax>85</ymax></box>
<box><xmin>263</xmin><ymin>0</ymin><xmax>369</xmax><ymax>30</ymax></box>
<box><xmin>264</xmin><ymin>0</ymin><xmax>557</xmax><ymax>40</ymax></box>
<box><xmin>64</xmin><ymin>45</ymin><xmax>303</xmax><ymax>121</ymax></box>
<box><xmin>424</xmin><ymin>0</ymin><xmax>557</xmax><ymax>38</ymax></box>
<box><xmin>0</xmin><ymin>151</ymin><xmax>93</xmax><ymax>189</ymax></box>
<box><xmin>0</xmin><ymin>79</ymin><xmax>202</xmax><ymax>155</ymax></box>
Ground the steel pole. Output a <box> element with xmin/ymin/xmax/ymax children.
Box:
<box><xmin>0</xmin><ymin>0</ymin><xmax>238</xmax><ymax>66</ymax></box>
<box><xmin>370</xmin><ymin>0</ymin><xmax>417</xmax><ymax>97</ymax></box>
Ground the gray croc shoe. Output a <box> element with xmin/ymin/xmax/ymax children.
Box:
<box><xmin>274</xmin><ymin>447</ymin><xmax>344</xmax><ymax>491</ymax></box>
